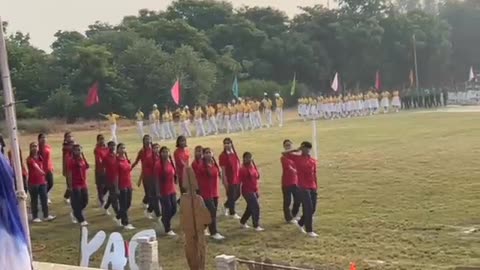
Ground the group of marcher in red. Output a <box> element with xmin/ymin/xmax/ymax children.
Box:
<box><xmin>9</xmin><ymin>129</ymin><xmax>319</xmax><ymax>239</ymax></box>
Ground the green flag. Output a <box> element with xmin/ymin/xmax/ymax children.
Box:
<box><xmin>290</xmin><ymin>72</ymin><xmax>296</xmax><ymax>96</ymax></box>
<box><xmin>232</xmin><ymin>75</ymin><xmax>239</xmax><ymax>98</ymax></box>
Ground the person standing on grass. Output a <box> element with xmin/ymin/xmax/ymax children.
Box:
<box><xmin>68</xmin><ymin>144</ymin><xmax>90</xmax><ymax>226</ymax></box>
<box><xmin>283</xmin><ymin>141</ymin><xmax>318</xmax><ymax>237</ymax></box>
<box><xmin>38</xmin><ymin>133</ymin><xmax>54</xmax><ymax>204</ymax></box>
<box><xmin>219</xmin><ymin>137</ymin><xmax>241</xmax><ymax>219</ymax></box>
<box><xmin>275</xmin><ymin>93</ymin><xmax>284</xmax><ymax>127</ymax></box>
<box><xmin>135</xmin><ymin>108</ymin><xmax>145</xmax><ymax>138</ymax></box>
<box><xmin>174</xmin><ymin>135</ymin><xmax>190</xmax><ymax>196</ymax></box>
<box><xmin>27</xmin><ymin>142</ymin><xmax>56</xmax><ymax>223</ymax></box>
<box><xmin>115</xmin><ymin>143</ymin><xmax>135</xmax><ymax>230</ymax></box>
<box><xmin>62</xmin><ymin>131</ymin><xmax>74</xmax><ymax>204</ymax></box>
<box><xmin>197</xmin><ymin>147</ymin><xmax>225</xmax><ymax>240</ymax></box>
<box><xmin>238</xmin><ymin>152</ymin><xmax>264</xmax><ymax>232</ymax></box>
<box><xmin>156</xmin><ymin>146</ymin><xmax>178</xmax><ymax>236</ymax></box>
<box><xmin>99</xmin><ymin>112</ymin><xmax>122</xmax><ymax>144</ymax></box>
<box><xmin>103</xmin><ymin>141</ymin><xmax>120</xmax><ymax>222</ymax></box>
<box><xmin>146</xmin><ymin>143</ymin><xmax>162</xmax><ymax>220</ymax></box>
<box><xmin>191</xmin><ymin>145</ymin><xmax>203</xmax><ymax>176</ymax></box>
<box><xmin>132</xmin><ymin>135</ymin><xmax>154</xmax><ymax>210</ymax></box>
<box><xmin>281</xmin><ymin>139</ymin><xmax>301</xmax><ymax>224</ymax></box>
<box><xmin>93</xmin><ymin>134</ymin><xmax>109</xmax><ymax>207</ymax></box>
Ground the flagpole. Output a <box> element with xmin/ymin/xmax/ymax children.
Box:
<box><xmin>413</xmin><ymin>34</ymin><xmax>419</xmax><ymax>90</ymax></box>
<box><xmin>0</xmin><ymin>16</ymin><xmax>33</xmax><ymax>260</ymax></box>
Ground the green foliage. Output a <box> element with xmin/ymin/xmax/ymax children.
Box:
<box><xmin>1</xmin><ymin>0</ymin><xmax>478</xmax><ymax>120</ymax></box>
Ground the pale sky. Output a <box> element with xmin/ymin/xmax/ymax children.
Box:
<box><xmin>1</xmin><ymin>0</ymin><xmax>330</xmax><ymax>51</ymax></box>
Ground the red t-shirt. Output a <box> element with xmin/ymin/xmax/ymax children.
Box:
<box><xmin>197</xmin><ymin>163</ymin><xmax>220</xmax><ymax>200</ymax></box>
<box><xmin>27</xmin><ymin>156</ymin><xmax>46</xmax><ymax>186</ymax></box>
<box><xmin>219</xmin><ymin>151</ymin><xmax>240</xmax><ymax>185</ymax></box>
<box><xmin>68</xmin><ymin>157</ymin><xmax>89</xmax><ymax>189</ymax></box>
<box><xmin>117</xmin><ymin>157</ymin><xmax>132</xmax><ymax>189</ymax></box>
<box><xmin>62</xmin><ymin>144</ymin><xmax>72</xmax><ymax>176</ymax></box>
<box><xmin>287</xmin><ymin>154</ymin><xmax>317</xmax><ymax>190</ymax></box>
<box><xmin>104</xmin><ymin>153</ymin><xmax>118</xmax><ymax>183</ymax></box>
<box><xmin>191</xmin><ymin>159</ymin><xmax>202</xmax><ymax>177</ymax></box>
<box><xmin>157</xmin><ymin>160</ymin><xmax>177</xmax><ymax>196</ymax></box>
<box><xmin>174</xmin><ymin>147</ymin><xmax>190</xmax><ymax>180</ymax></box>
<box><xmin>138</xmin><ymin>148</ymin><xmax>154</xmax><ymax>177</ymax></box>
<box><xmin>281</xmin><ymin>156</ymin><xmax>298</xmax><ymax>187</ymax></box>
<box><xmin>39</xmin><ymin>144</ymin><xmax>54</xmax><ymax>173</ymax></box>
<box><xmin>94</xmin><ymin>145</ymin><xmax>109</xmax><ymax>173</ymax></box>
<box><xmin>239</xmin><ymin>164</ymin><xmax>259</xmax><ymax>195</ymax></box>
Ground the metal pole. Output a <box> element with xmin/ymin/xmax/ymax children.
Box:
<box><xmin>0</xmin><ymin>17</ymin><xmax>33</xmax><ymax>261</ymax></box>
<box><xmin>413</xmin><ymin>34</ymin><xmax>420</xmax><ymax>90</ymax></box>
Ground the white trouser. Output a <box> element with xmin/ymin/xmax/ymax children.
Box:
<box><xmin>276</xmin><ymin>108</ymin><xmax>284</xmax><ymax>127</ymax></box>
<box><xmin>168</xmin><ymin>122</ymin><xmax>176</xmax><ymax>138</ymax></box>
<box><xmin>195</xmin><ymin>119</ymin><xmax>206</xmax><ymax>137</ymax></box>
<box><xmin>110</xmin><ymin>124</ymin><xmax>118</xmax><ymax>144</ymax></box>
<box><xmin>136</xmin><ymin>121</ymin><xmax>144</xmax><ymax>138</ymax></box>
<box><xmin>236</xmin><ymin>113</ymin><xmax>244</xmax><ymax>131</ymax></box>
<box><xmin>265</xmin><ymin>110</ymin><xmax>272</xmax><ymax>127</ymax></box>
<box><xmin>216</xmin><ymin>114</ymin><xmax>223</xmax><ymax>132</ymax></box>
<box><xmin>150</xmin><ymin>123</ymin><xmax>159</xmax><ymax>138</ymax></box>
<box><xmin>162</xmin><ymin>122</ymin><xmax>172</xmax><ymax>139</ymax></box>
<box><xmin>181</xmin><ymin>120</ymin><xmax>191</xmax><ymax>137</ymax></box>
<box><xmin>256</xmin><ymin>111</ymin><xmax>263</xmax><ymax>128</ymax></box>
<box><xmin>225</xmin><ymin>115</ymin><xmax>232</xmax><ymax>134</ymax></box>
<box><xmin>208</xmin><ymin>116</ymin><xmax>218</xmax><ymax>134</ymax></box>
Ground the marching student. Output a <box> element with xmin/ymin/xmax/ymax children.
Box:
<box><xmin>38</xmin><ymin>133</ymin><xmax>54</xmax><ymax>203</ymax></box>
<box><xmin>380</xmin><ymin>90</ymin><xmax>390</xmax><ymax>113</ymax></box>
<box><xmin>275</xmin><ymin>93</ymin><xmax>284</xmax><ymax>127</ymax></box>
<box><xmin>67</xmin><ymin>144</ymin><xmax>90</xmax><ymax>226</ymax></box>
<box><xmin>149</xmin><ymin>105</ymin><xmax>160</xmax><ymax>139</ymax></box>
<box><xmin>238</xmin><ymin>151</ymin><xmax>264</xmax><ymax>231</ymax></box>
<box><xmin>100</xmin><ymin>112</ymin><xmax>122</xmax><ymax>144</ymax></box>
<box><xmin>174</xmin><ymin>135</ymin><xmax>190</xmax><ymax>195</ymax></box>
<box><xmin>191</xmin><ymin>145</ymin><xmax>203</xmax><ymax>175</ymax></box>
<box><xmin>62</xmin><ymin>131</ymin><xmax>74</xmax><ymax>204</ymax></box>
<box><xmin>194</xmin><ymin>106</ymin><xmax>206</xmax><ymax>137</ymax></box>
<box><xmin>284</xmin><ymin>141</ymin><xmax>318</xmax><ymax>237</ymax></box>
<box><xmin>94</xmin><ymin>134</ymin><xmax>109</xmax><ymax>207</ymax></box>
<box><xmin>197</xmin><ymin>147</ymin><xmax>225</xmax><ymax>240</ymax></box>
<box><xmin>280</xmin><ymin>139</ymin><xmax>300</xmax><ymax>224</ymax></box>
<box><xmin>115</xmin><ymin>143</ymin><xmax>135</xmax><ymax>230</ymax></box>
<box><xmin>135</xmin><ymin>108</ymin><xmax>145</xmax><ymax>138</ymax></box>
<box><xmin>27</xmin><ymin>142</ymin><xmax>56</xmax><ymax>223</ymax></box>
<box><xmin>219</xmin><ymin>137</ymin><xmax>241</xmax><ymax>219</ymax></box>
<box><xmin>103</xmin><ymin>141</ymin><xmax>119</xmax><ymax>219</ymax></box>
<box><xmin>142</xmin><ymin>143</ymin><xmax>162</xmax><ymax>220</ymax></box>
<box><xmin>391</xmin><ymin>90</ymin><xmax>401</xmax><ymax>113</ymax></box>
<box><xmin>156</xmin><ymin>146</ymin><xmax>178</xmax><ymax>236</ymax></box>
<box><xmin>132</xmin><ymin>135</ymin><xmax>154</xmax><ymax>210</ymax></box>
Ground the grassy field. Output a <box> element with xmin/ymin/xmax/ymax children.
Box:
<box><xmin>23</xmin><ymin>110</ymin><xmax>480</xmax><ymax>270</ymax></box>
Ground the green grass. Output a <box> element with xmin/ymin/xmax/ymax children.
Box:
<box><xmin>25</xmin><ymin>110</ymin><xmax>480</xmax><ymax>270</ymax></box>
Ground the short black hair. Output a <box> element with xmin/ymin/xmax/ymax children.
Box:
<box><xmin>243</xmin><ymin>151</ymin><xmax>252</xmax><ymax>159</ymax></box>
<box><xmin>300</xmin><ymin>141</ymin><xmax>312</xmax><ymax>149</ymax></box>
<box><xmin>107</xmin><ymin>141</ymin><xmax>116</xmax><ymax>147</ymax></box>
<box><xmin>283</xmin><ymin>139</ymin><xmax>292</xmax><ymax>145</ymax></box>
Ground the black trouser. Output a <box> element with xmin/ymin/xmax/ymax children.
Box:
<box><xmin>147</xmin><ymin>178</ymin><xmax>161</xmax><ymax>217</ymax></box>
<box><xmin>71</xmin><ymin>188</ymin><xmax>88</xmax><ymax>223</ymax></box>
<box><xmin>282</xmin><ymin>185</ymin><xmax>301</xmax><ymax>222</ymax></box>
<box><xmin>103</xmin><ymin>183</ymin><xmax>119</xmax><ymax>215</ymax></box>
<box><xmin>63</xmin><ymin>175</ymin><xmax>71</xmax><ymax>199</ymax></box>
<box><xmin>45</xmin><ymin>172</ymin><xmax>54</xmax><ymax>193</ymax></box>
<box><xmin>240</xmin><ymin>192</ymin><xmax>260</xmax><ymax>228</ymax></box>
<box><xmin>29</xmin><ymin>184</ymin><xmax>48</xmax><ymax>219</ymax></box>
<box><xmin>204</xmin><ymin>197</ymin><xmax>218</xmax><ymax>235</ymax></box>
<box><xmin>298</xmin><ymin>188</ymin><xmax>318</xmax><ymax>233</ymax></box>
<box><xmin>223</xmin><ymin>184</ymin><xmax>240</xmax><ymax>215</ymax></box>
<box><xmin>117</xmin><ymin>188</ymin><xmax>132</xmax><ymax>226</ymax></box>
<box><xmin>95</xmin><ymin>171</ymin><xmax>108</xmax><ymax>205</ymax></box>
<box><xmin>160</xmin><ymin>194</ymin><xmax>177</xmax><ymax>232</ymax></box>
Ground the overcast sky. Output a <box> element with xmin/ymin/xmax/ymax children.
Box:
<box><xmin>1</xmin><ymin>0</ymin><xmax>330</xmax><ymax>51</ymax></box>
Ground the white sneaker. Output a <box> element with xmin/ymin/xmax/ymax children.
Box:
<box><xmin>142</xmin><ymin>203</ymin><xmax>148</xmax><ymax>209</ymax></box>
<box><xmin>44</xmin><ymin>215</ymin><xmax>56</xmax><ymax>222</ymax></box>
<box><xmin>289</xmin><ymin>219</ymin><xmax>298</xmax><ymax>225</ymax></box>
<box><xmin>47</xmin><ymin>199</ymin><xmax>52</xmax><ymax>205</ymax></box>
<box><xmin>307</xmin><ymin>232</ymin><xmax>319</xmax><ymax>238</ymax></box>
<box><xmin>241</xmin><ymin>223</ymin><xmax>250</xmax><ymax>229</ymax></box>
<box><xmin>70</xmin><ymin>212</ymin><xmax>78</xmax><ymax>224</ymax></box>
<box><xmin>255</xmin><ymin>226</ymin><xmax>265</xmax><ymax>232</ymax></box>
<box><xmin>231</xmin><ymin>214</ymin><xmax>241</xmax><ymax>220</ymax></box>
<box><xmin>224</xmin><ymin>209</ymin><xmax>229</xmax><ymax>217</ymax></box>
<box><xmin>294</xmin><ymin>216</ymin><xmax>301</xmax><ymax>221</ymax></box>
<box><xmin>296</xmin><ymin>223</ymin><xmax>306</xmax><ymax>234</ymax></box>
<box><xmin>32</xmin><ymin>218</ymin><xmax>42</xmax><ymax>223</ymax></box>
<box><xmin>113</xmin><ymin>218</ymin><xmax>122</xmax><ymax>227</ymax></box>
<box><xmin>166</xmin><ymin>230</ymin><xmax>177</xmax><ymax>236</ymax></box>
<box><xmin>124</xmin><ymin>224</ymin><xmax>135</xmax><ymax>230</ymax></box>
<box><xmin>80</xmin><ymin>221</ymin><xmax>89</xmax><ymax>226</ymax></box>
<box><xmin>104</xmin><ymin>209</ymin><xmax>111</xmax><ymax>216</ymax></box>
<box><xmin>204</xmin><ymin>229</ymin><xmax>210</xmax><ymax>236</ymax></box>
<box><xmin>144</xmin><ymin>210</ymin><xmax>154</xmax><ymax>220</ymax></box>
<box><xmin>211</xmin><ymin>233</ymin><xmax>225</xmax><ymax>240</ymax></box>
<box><xmin>64</xmin><ymin>198</ymin><xmax>70</xmax><ymax>205</ymax></box>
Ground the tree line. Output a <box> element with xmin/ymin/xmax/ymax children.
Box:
<box><xmin>1</xmin><ymin>0</ymin><xmax>479</xmax><ymax>120</ymax></box>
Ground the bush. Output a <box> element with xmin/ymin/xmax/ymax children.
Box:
<box><xmin>16</xmin><ymin>119</ymin><xmax>53</xmax><ymax>134</ymax></box>
<box><xmin>40</xmin><ymin>86</ymin><xmax>76</xmax><ymax>118</ymax></box>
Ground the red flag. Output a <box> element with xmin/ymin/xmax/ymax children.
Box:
<box><xmin>170</xmin><ymin>79</ymin><xmax>181</xmax><ymax>105</ymax></box>
<box><xmin>85</xmin><ymin>81</ymin><xmax>99</xmax><ymax>107</ymax></box>
<box><xmin>375</xmin><ymin>70</ymin><xmax>382</xmax><ymax>91</ymax></box>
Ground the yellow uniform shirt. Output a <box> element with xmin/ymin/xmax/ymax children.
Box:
<box><xmin>135</xmin><ymin>111</ymin><xmax>144</xmax><ymax>121</ymax></box>
<box><xmin>276</xmin><ymin>97</ymin><xmax>284</xmax><ymax>108</ymax></box>
<box><xmin>179</xmin><ymin>110</ymin><xmax>187</xmax><ymax>121</ymax></box>
<box><xmin>153</xmin><ymin>109</ymin><xmax>160</xmax><ymax>121</ymax></box>
<box><xmin>106</xmin><ymin>114</ymin><xmax>120</xmax><ymax>125</ymax></box>
<box><xmin>162</xmin><ymin>111</ymin><xmax>169</xmax><ymax>122</ymax></box>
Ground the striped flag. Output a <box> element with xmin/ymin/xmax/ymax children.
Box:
<box><xmin>0</xmin><ymin>154</ymin><xmax>32</xmax><ymax>270</ymax></box>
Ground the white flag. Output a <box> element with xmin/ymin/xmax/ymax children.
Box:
<box><xmin>331</xmin><ymin>72</ymin><xmax>339</xmax><ymax>92</ymax></box>
<box><xmin>469</xmin><ymin>66</ymin><xmax>475</xmax><ymax>81</ymax></box>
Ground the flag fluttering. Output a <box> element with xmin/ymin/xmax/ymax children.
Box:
<box><xmin>290</xmin><ymin>72</ymin><xmax>297</xmax><ymax>96</ymax></box>
<box><xmin>331</xmin><ymin>72</ymin><xmax>339</xmax><ymax>92</ymax></box>
<box><xmin>375</xmin><ymin>70</ymin><xmax>382</xmax><ymax>90</ymax></box>
<box><xmin>171</xmin><ymin>79</ymin><xmax>181</xmax><ymax>105</ymax></box>
<box><xmin>409</xmin><ymin>69</ymin><xmax>415</xmax><ymax>88</ymax></box>
<box><xmin>85</xmin><ymin>81</ymin><xmax>99</xmax><ymax>107</ymax></box>
<box><xmin>469</xmin><ymin>66</ymin><xmax>475</xmax><ymax>82</ymax></box>
<box><xmin>0</xmin><ymin>155</ymin><xmax>32</xmax><ymax>270</ymax></box>
<box><xmin>232</xmin><ymin>76</ymin><xmax>239</xmax><ymax>98</ymax></box>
